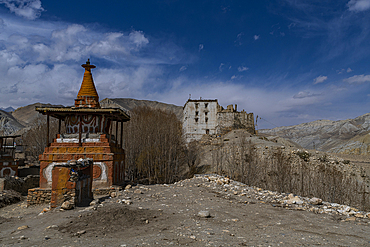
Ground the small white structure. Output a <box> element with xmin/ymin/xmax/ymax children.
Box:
<box><xmin>183</xmin><ymin>99</ymin><xmax>255</xmax><ymax>142</ymax></box>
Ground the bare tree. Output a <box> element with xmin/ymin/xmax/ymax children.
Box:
<box><xmin>22</xmin><ymin>115</ymin><xmax>64</xmax><ymax>163</ymax></box>
<box><xmin>122</xmin><ymin>106</ymin><xmax>186</xmax><ymax>184</ymax></box>
<box><xmin>184</xmin><ymin>141</ymin><xmax>199</xmax><ymax>177</ymax></box>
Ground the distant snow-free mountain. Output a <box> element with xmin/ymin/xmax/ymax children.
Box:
<box><xmin>0</xmin><ymin>107</ymin><xmax>15</xmax><ymax>112</ymax></box>
<box><xmin>259</xmin><ymin>113</ymin><xmax>370</xmax><ymax>155</ymax></box>
<box><xmin>3</xmin><ymin>98</ymin><xmax>370</xmax><ymax>155</ymax></box>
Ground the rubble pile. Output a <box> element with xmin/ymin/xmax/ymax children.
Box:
<box><xmin>192</xmin><ymin>174</ymin><xmax>370</xmax><ymax>220</ymax></box>
<box><xmin>0</xmin><ymin>190</ymin><xmax>22</xmax><ymax>208</ymax></box>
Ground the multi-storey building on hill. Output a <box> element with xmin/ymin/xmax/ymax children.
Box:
<box><xmin>183</xmin><ymin>99</ymin><xmax>255</xmax><ymax>142</ymax></box>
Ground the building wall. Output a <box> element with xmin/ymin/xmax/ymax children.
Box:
<box><xmin>0</xmin><ymin>161</ymin><xmax>18</xmax><ymax>177</ymax></box>
<box><xmin>183</xmin><ymin>100</ymin><xmax>218</xmax><ymax>142</ymax></box>
<box><xmin>183</xmin><ymin>100</ymin><xmax>255</xmax><ymax>142</ymax></box>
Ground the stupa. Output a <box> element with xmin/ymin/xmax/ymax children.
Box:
<box><xmin>36</xmin><ymin>59</ymin><xmax>130</xmax><ymax>189</ymax></box>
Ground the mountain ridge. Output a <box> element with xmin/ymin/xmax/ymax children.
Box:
<box><xmin>259</xmin><ymin>112</ymin><xmax>370</xmax><ymax>155</ymax></box>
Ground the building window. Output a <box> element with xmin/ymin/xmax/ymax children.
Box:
<box><xmin>195</xmin><ymin>118</ymin><xmax>198</xmax><ymax>123</ymax></box>
<box><xmin>206</xmin><ymin>129</ymin><xmax>209</xmax><ymax>134</ymax></box>
<box><xmin>205</xmin><ymin>103</ymin><xmax>208</xmax><ymax>108</ymax></box>
<box><xmin>205</xmin><ymin>112</ymin><xmax>208</xmax><ymax>116</ymax></box>
<box><xmin>195</xmin><ymin>103</ymin><xmax>199</xmax><ymax>109</ymax></box>
<box><xmin>205</xmin><ymin>117</ymin><xmax>208</xmax><ymax>123</ymax></box>
<box><xmin>195</xmin><ymin>111</ymin><xmax>199</xmax><ymax>116</ymax></box>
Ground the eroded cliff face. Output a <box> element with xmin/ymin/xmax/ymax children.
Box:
<box><xmin>195</xmin><ymin>129</ymin><xmax>370</xmax><ymax>211</ymax></box>
<box><xmin>259</xmin><ymin>113</ymin><xmax>370</xmax><ymax>155</ymax></box>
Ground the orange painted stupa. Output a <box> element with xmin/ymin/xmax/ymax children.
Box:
<box><xmin>35</xmin><ymin>59</ymin><xmax>130</xmax><ymax>190</ymax></box>
<box><xmin>75</xmin><ymin>59</ymin><xmax>100</xmax><ymax>108</ymax></box>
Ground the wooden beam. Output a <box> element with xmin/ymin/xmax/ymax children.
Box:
<box><xmin>120</xmin><ymin>121</ymin><xmax>123</xmax><ymax>149</ymax></box>
<box><xmin>109</xmin><ymin>119</ymin><xmax>112</xmax><ymax>141</ymax></box>
<box><xmin>115</xmin><ymin>121</ymin><xmax>118</xmax><ymax>147</ymax></box>
<box><xmin>58</xmin><ymin>118</ymin><xmax>61</xmax><ymax>135</ymax></box>
<box><xmin>79</xmin><ymin>115</ymin><xmax>82</xmax><ymax>146</ymax></box>
<box><xmin>46</xmin><ymin>113</ymin><xmax>50</xmax><ymax>147</ymax></box>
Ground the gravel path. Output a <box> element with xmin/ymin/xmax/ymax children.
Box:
<box><xmin>1</xmin><ymin>175</ymin><xmax>369</xmax><ymax>246</ymax></box>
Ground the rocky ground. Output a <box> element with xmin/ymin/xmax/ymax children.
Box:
<box><xmin>1</xmin><ymin>174</ymin><xmax>370</xmax><ymax>246</ymax></box>
<box><xmin>0</xmin><ymin>190</ymin><xmax>21</xmax><ymax>208</ymax></box>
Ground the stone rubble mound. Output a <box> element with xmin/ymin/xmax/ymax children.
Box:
<box><xmin>189</xmin><ymin>174</ymin><xmax>370</xmax><ymax>219</ymax></box>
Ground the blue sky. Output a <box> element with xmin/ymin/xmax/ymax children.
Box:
<box><xmin>1</xmin><ymin>0</ymin><xmax>370</xmax><ymax>129</ymax></box>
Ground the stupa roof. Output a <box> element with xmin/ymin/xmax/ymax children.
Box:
<box><xmin>77</xmin><ymin>59</ymin><xmax>99</xmax><ymax>99</ymax></box>
<box><xmin>35</xmin><ymin>106</ymin><xmax>130</xmax><ymax>122</ymax></box>
<box><xmin>36</xmin><ymin>59</ymin><xmax>130</xmax><ymax>122</ymax></box>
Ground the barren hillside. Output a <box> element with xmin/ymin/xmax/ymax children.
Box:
<box><xmin>0</xmin><ymin>110</ymin><xmax>24</xmax><ymax>135</ymax></box>
<box><xmin>12</xmin><ymin>103</ymin><xmax>64</xmax><ymax>127</ymax></box>
<box><xmin>259</xmin><ymin>113</ymin><xmax>370</xmax><ymax>155</ymax></box>
<box><xmin>100</xmin><ymin>98</ymin><xmax>183</xmax><ymax>119</ymax></box>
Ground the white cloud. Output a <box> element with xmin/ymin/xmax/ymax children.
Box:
<box><xmin>293</xmin><ymin>91</ymin><xmax>321</xmax><ymax>99</ymax></box>
<box><xmin>238</xmin><ymin>66</ymin><xmax>249</xmax><ymax>72</ymax></box>
<box><xmin>0</xmin><ymin>0</ymin><xmax>44</xmax><ymax>20</ymax></box>
<box><xmin>313</xmin><ymin>75</ymin><xmax>328</xmax><ymax>84</ymax></box>
<box><xmin>253</xmin><ymin>35</ymin><xmax>260</xmax><ymax>40</ymax></box>
<box><xmin>347</xmin><ymin>0</ymin><xmax>370</xmax><ymax>12</ymax></box>
<box><xmin>288</xmin><ymin>23</ymin><xmax>296</xmax><ymax>29</ymax></box>
<box><xmin>234</xmin><ymin>32</ymin><xmax>244</xmax><ymax>46</ymax></box>
<box><xmin>179</xmin><ymin>66</ymin><xmax>187</xmax><ymax>72</ymax></box>
<box><xmin>199</xmin><ymin>44</ymin><xmax>204</xmax><ymax>51</ymax></box>
<box><xmin>344</xmin><ymin>74</ymin><xmax>370</xmax><ymax>84</ymax></box>
<box><xmin>347</xmin><ymin>67</ymin><xmax>353</xmax><ymax>73</ymax></box>
<box><xmin>129</xmin><ymin>30</ymin><xmax>149</xmax><ymax>48</ymax></box>
<box><xmin>219</xmin><ymin>63</ymin><xmax>225</xmax><ymax>72</ymax></box>
<box><xmin>0</xmin><ymin>15</ymin><xmax>190</xmax><ymax>108</ymax></box>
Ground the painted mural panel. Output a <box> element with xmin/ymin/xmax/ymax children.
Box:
<box><xmin>65</xmin><ymin>115</ymin><xmax>111</xmax><ymax>134</ymax></box>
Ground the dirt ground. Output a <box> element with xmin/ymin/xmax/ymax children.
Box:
<box><xmin>1</xmin><ymin>176</ymin><xmax>370</xmax><ymax>247</ymax></box>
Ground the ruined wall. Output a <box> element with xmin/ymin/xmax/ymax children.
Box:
<box><xmin>216</xmin><ymin>112</ymin><xmax>255</xmax><ymax>135</ymax></box>
<box><xmin>183</xmin><ymin>100</ymin><xmax>256</xmax><ymax>142</ymax></box>
<box><xmin>0</xmin><ymin>175</ymin><xmax>39</xmax><ymax>195</ymax></box>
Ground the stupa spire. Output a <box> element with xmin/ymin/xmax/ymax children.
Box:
<box><xmin>75</xmin><ymin>59</ymin><xmax>100</xmax><ymax>108</ymax></box>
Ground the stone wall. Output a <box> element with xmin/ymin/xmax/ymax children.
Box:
<box><xmin>216</xmin><ymin>112</ymin><xmax>255</xmax><ymax>135</ymax></box>
<box><xmin>27</xmin><ymin>188</ymin><xmax>52</xmax><ymax>205</ymax></box>
<box><xmin>27</xmin><ymin>187</ymin><xmax>120</xmax><ymax>206</ymax></box>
